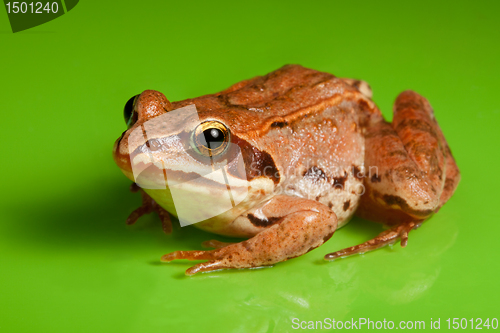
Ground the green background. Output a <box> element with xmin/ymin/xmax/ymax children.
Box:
<box><xmin>1</xmin><ymin>1</ymin><xmax>499</xmax><ymax>332</ymax></box>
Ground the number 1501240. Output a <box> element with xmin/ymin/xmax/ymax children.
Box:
<box><xmin>446</xmin><ymin>318</ymin><xmax>498</xmax><ymax>330</ymax></box>
<box><xmin>5</xmin><ymin>2</ymin><xmax>59</xmax><ymax>14</ymax></box>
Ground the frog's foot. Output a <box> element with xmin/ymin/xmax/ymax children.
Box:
<box><xmin>201</xmin><ymin>240</ymin><xmax>235</xmax><ymax>249</ymax></box>
<box><xmin>324</xmin><ymin>221</ymin><xmax>421</xmax><ymax>261</ymax></box>
<box><xmin>161</xmin><ymin>195</ymin><xmax>338</xmax><ymax>276</ymax></box>
<box><xmin>126</xmin><ymin>183</ymin><xmax>172</xmax><ymax>234</ymax></box>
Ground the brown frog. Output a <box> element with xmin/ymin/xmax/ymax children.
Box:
<box><xmin>113</xmin><ymin>65</ymin><xmax>460</xmax><ymax>275</ymax></box>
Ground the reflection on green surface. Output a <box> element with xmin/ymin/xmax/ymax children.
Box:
<box><xmin>1</xmin><ymin>0</ymin><xmax>499</xmax><ymax>332</ymax></box>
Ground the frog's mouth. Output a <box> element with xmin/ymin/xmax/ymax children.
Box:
<box><xmin>129</xmin><ymin>143</ymin><xmax>248</xmax><ymax>185</ymax></box>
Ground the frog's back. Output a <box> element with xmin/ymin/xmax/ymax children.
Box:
<box><xmin>172</xmin><ymin>64</ymin><xmax>379</xmax><ymax>136</ymax></box>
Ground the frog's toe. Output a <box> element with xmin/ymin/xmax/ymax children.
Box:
<box><xmin>162</xmin><ymin>249</ymin><xmax>264</xmax><ymax>276</ymax></box>
<box><xmin>185</xmin><ymin>261</ymin><xmax>231</xmax><ymax>276</ymax></box>
<box><xmin>324</xmin><ymin>221</ymin><xmax>420</xmax><ymax>261</ymax></box>
<box><xmin>156</xmin><ymin>208</ymin><xmax>172</xmax><ymax>234</ymax></box>
<box><xmin>125</xmin><ymin>206</ymin><xmax>149</xmax><ymax>226</ymax></box>
<box><xmin>161</xmin><ymin>249</ymin><xmax>235</xmax><ymax>275</ymax></box>
<box><xmin>161</xmin><ymin>249</ymin><xmax>217</xmax><ymax>262</ymax></box>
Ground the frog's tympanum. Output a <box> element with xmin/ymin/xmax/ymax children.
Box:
<box><xmin>113</xmin><ymin>65</ymin><xmax>460</xmax><ymax>275</ymax></box>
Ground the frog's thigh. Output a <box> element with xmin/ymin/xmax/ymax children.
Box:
<box><xmin>357</xmin><ymin>90</ymin><xmax>456</xmax><ymax>224</ymax></box>
<box><xmin>435</xmin><ymin>118</ymin><xmax>461</xmax><ymax>209</ymax></box>
<box><xmin>326</xmin><ymin>91</ymin><xmax>460</xmax><ymax>260</ymax></box>
<box><xmin>161</xmin><ymin>195</ymin><xmax>338</xmax><ymax>275</ymax></box>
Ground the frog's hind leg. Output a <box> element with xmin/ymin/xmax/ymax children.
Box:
<box><xmin>325</xmin><ymin>90</ymin><xmax>460</xmax><ymax>260</ymax></box>
<box><xmin>161</xmin><ymin>195</ymin><xmax>337</xmax><ymax>276</ymax></box>
<box><xmin>126</xmin><ymin>183</ymin><xmax>172</xmax><ymax>234</ymax></box>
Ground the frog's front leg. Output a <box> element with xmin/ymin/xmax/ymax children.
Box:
<box><xmin>326</xmin><ymin>90</ymin><xmax>460</xmax><ymax>260</ymax></box>
<box><xmin>126</xmin><ymin>183</ymin><xmax>172</xmax><ymax>234</ymax></box>
<box><xmin>162</xmin><ymin>195</ymin><xmax>338</xmax><ymax>275</ymax></box>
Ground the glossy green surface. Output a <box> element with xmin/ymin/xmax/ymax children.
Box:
<box><xmin>1</xmin><ymin>1</ymin><xmax>499</xmax><ymax>332</ymax></box>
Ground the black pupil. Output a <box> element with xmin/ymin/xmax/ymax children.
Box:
<box><xmin>203</xmin><ymin>128</ymin><xmax>224</xmax><ymax>149</ymax></box>
<box><xmin>124</xmin><ymin>95</ymin><xmax>139</xmax><ymax>126</ymax></box>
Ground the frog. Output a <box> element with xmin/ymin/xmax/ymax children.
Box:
<box><xmin>113</xmin><ymin>65</ymin><xmax>460</xmax><ymax>276</ymax></box>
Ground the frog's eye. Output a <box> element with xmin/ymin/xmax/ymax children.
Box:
<box><xmin>124</xmin><ymin>95</ymin><xmax>140</xmax><ymax>128</ymax></box>
<box><xmin>192</xmin><ymin>121</ymin><xmax>230</xmax><ymax>157</ymax></box>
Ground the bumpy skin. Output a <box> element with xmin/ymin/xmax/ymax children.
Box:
<box><xmin>113</xmin><ymin>65</ymin><xmax>460</xmax><ymax>275</ymax></box>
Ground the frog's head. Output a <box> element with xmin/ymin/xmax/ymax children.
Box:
<box><xmin>112</xmin><ymin>90</ymin><xmax>277</xmax><ymax>227</ymax></box>
<box><xmin>113</xmin><ymin>90</ymin><xmax>234</xmax><ymax>183</ymax></box>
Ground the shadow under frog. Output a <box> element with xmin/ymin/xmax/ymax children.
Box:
<box><xmin>4</xmin><ymin>176</ymin><xmax>223</xmax><ymax>252</ymax></box>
